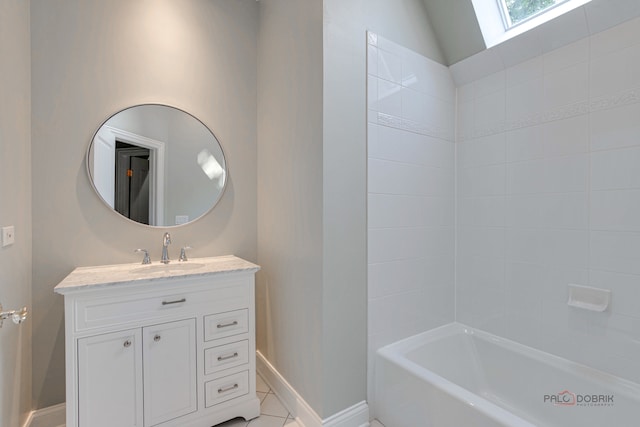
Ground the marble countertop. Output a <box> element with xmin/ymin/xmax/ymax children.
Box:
<box><xmin>54</xmin><ymin>255</ymin><xmax>260</xmax><ymax>294</ymax></box>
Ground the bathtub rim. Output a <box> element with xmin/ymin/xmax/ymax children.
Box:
<box><xmin>376</xmin><ymin>322</ymin><xmax>640</xmax><ymax>426</ymax></box>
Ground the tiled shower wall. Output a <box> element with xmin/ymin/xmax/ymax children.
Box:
<box><xmin>366</xmin><ymin>33</ymin><xmax>456</xmax><ymax>408</ymax></box>
<box><xmin>456</xmin><ymin>16</ymin><xmax>640</xmax><ymax>383</ymax></box>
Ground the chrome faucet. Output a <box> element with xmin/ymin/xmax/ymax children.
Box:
<box><xmin>161</xmin><ymin>232</ymin><xmax>172</xmax><ymax>264</ymax></box>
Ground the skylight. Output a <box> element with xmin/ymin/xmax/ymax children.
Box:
<box><xmin>472</xmin><ymin>0</ymin><xmax>592</xmax><ymax>48</ymax></box>
<box><xmin>499</xmin><ymin>0</ymin><xmax>569</xmax><ymax>28</ymax></box>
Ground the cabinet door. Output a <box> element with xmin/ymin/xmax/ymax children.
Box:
<box><xmin>78</xmin><ymin>329</ymin><xmax>143</xmax><ymax>427</ymax></box>
<box><xmin>143</xmin><ymin>318</ymin><xmax>197</xmax><ymax>426</ymax></box>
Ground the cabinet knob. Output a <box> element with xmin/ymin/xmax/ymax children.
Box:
<box><xmin>154</xmin><ymin>334</ymin><xmax>161</xmax><ymax>342</ymax></box>
<box><xmin>123</xmin><ymin>340</ymin><xmax>132</xmax><ymax>348</ymax></box>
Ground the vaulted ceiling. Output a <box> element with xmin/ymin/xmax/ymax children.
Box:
<box><xmin>422</xmin><ymin>0</ymin><xmax>640</xmax><ymax>67</ymax></box>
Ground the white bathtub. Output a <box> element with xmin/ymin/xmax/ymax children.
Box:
<box><xmin>375</xmin><ymin>323</ymin><xmax>640</xmax><ymax>427</ymax></box>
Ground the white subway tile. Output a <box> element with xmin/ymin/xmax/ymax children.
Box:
<box><xmin>368</xmin><ymin>258</ymin><xmax>425</xmax><ymax>299</ymax></box>
<box><xmin>458</xmin><ymin>164</ymin><xmax>505</xmax><ymax>197</ymax></box>
<box><xmin>506</xmin><ymin>193</ymin><xmax>588</xmax><ymax>230</ymax></box>
<box><xmin>368</xmin><ymin>158</ymin><xmax>449</xmax><ymax>196</ymax></box>
<box><xmin>506</xmin><ymin>195</ymin><xmax>545</xmax><ymax>228</ymax></box>
<box><xmin>545</xmin><ymin>229</ymin><xmax>589</xmax><ymax>268</ymax></box>
<box><xmin>367</xmin><ymin>76</ymin><xmax>378</xmax><ymax>110</ymax></box>
<box><xmin>474</xmin><ymin>90</ymin><xmax>506</xmax><ymax>133</ymax></box>
<box><xmin>540</xmin><ymin>7</ymin><xmax>588</xmax><ymax>54</ymax></box>
<box><xmin>506</xmin><ymin>56</ymin><xmax>543</xmax><ymax>88</ymax></box>
<box><xmin>506</xmin><ymin>228</ymin><xmax>587</xmax><ymax>268</ymax></box>
<box><xmin>543</xmin><ymin>38</ymin><xmax>589</xmax><ymax>74</ymax></box>
<box><xmin>376</xmin><ymin>36</ymin><xmax>405</xmax><ymax>58</ymax></box>
<box><xmin>542</xmin><ymin>115</ymin><xmax>588</xmax><ymax>158</ymax></box>
<box><xmin>457</xmin><ymin>133</ymin><xmax>505</xmax><ymax>168</ymax></box>
<box><xmin>368</xmin><ymin>194</ymin><xmax>451</xmax><ymax>229</ymax></box>
<box><xmin>457</xmin><ymin>254</ymin><xmax>505</xmax><ymax>293</ymax></box>
<box><xmin>505</xmin><ymin>78</ymin><xmax>544</xmax><ymax>123</ymax></box>
<box><xmin>458</xmin><ymin>226</ymin><xmax>505</xmax><ymax>259</ymax></box>
<box><xmin>590</xmin><ymin>43</ymin><xmax>640</xmax><ymax>99</ymax></box>
<box><xmin>590</xmin><ymin>231</ymin><xmax>640</xmax><ymax>276</ymax></box>
<box><xmin>590</xmin><ymin>102</ymin><xmax>640</xmax><ymax>151</ymax></box>
<box><xmin>368</xmin><ymin>227</ymin><xmax>428</xmax><ymax>263</ymax></box>
<box><xmin>401</xmin><ymin>87</ymin><xmax>427</xmax><ymax>125</ymax></box>
<box><xmin>368</xmin><ymin>109</ymin><xmax>378</xmax><ymax>124</ymax></box>
<box><xmin>543</xmin><ymin>61</ymin><xmax>588</xmax><ymax>109</ymax></box>
<box><xmin>367</xmin><ymin>45</ymin><xmax>378</xmax><ymax>76</ymax></box>
<box><xmin>503</xmin><ymin>311</ymin><xmax>542</xmax><ymax>348</ymax></box>
<box><xmin>589</xmin><ymin>270</ymin><xmax>640</xmax><ymax>319</ymax></box>
<box><xmin>507</xmin><ymin>159</ymin><xmax>547</xmax><ymax>194</ymax></box>
<box><xmin>544</xmin><ymin>155</ymin><xmax>588</xmax><ymax>193</ymax></box>
<box><xmin>592</xmin><ymin>146</ymin><xmax>640</xmax><ymax>190</ymax></box>
<box><xmin>457</xmin><ymin>82</ymin><xmax>475</xmax><ymax>103</ymax></box>
<box><xmin>540</xmin><ymin>193</ymin><xmax>588</xmax><ymax>229</ymax></box>
<box><xmin>377</xmin><ymin>79</ymin><xmax>402</xmax><ymax>118</ymax></box>
<box><xmin>369</xmin><ymin>290</ymin><xmax>441</xmax><ymax>338</ymax></box>
<box><xmin>506</xmin><ymin>125</ymin><xmax>544</xmax><ymax>162</ymax></box>
<box><xmin>401</xmin><ymin>49</ymin><xmax>452</xmax><ymax>100</ymax></box>
<box><xmin>506</xmin><ymin>228</ymin><xmax>549</xmax><ymax>265</ymax></box>
<box><xmin>377</xmin><ymin>48</ymin><xmax>402</xmax><ymax>84</ymax></box>
<box><xmin>498</xmin><ymin>26</ymin><xmax>543</xmax><ymax>69</ymax></box>
<box><xmin>589</xmin><ymin>13</ymin><xmax>640</xmax><ymax>59</ymax></box>
<box><xmin>458</xmin><ymin>196</ymin><xmax>506</xmax><ymax>228</ymax></box>
<box><xmin>591</xmin><ymin>189</ymin><xmax>640</xmax><ymax>232</ymax></box>
<box><xmin>367</xmin><ymin>123</ymin><xmax>379</xmax><ymax>153</ymax></box>
<box><xmin>475</xmin><ymin>70</ymin><xmax>506</xmax><ymax>98</ymax></box>
<box><xmin>457</xmin><ymin>99</ymin><xmax>475</xmax><ymax>141</ymax></box>
<box><xmin>541</xmin><ymin>265</ymin><xmax>588</xmax><ymax>304</ymax></box>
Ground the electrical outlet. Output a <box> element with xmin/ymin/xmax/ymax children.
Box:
<box><xmin>2</xmin><ymin>226</ymin><xmax>15</xmax><ymax>247</ymax></box>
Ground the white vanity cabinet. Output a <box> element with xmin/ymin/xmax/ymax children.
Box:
<box><xmin>55</xmin><ymin>256</ymin><xmax>260</xmax><ymax>427</ymax></box>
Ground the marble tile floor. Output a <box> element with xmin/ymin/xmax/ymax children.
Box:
<box><xmin>214</xmin><ymin>373</ymin><xmax>300</xmax><ymax>427</ymax></box>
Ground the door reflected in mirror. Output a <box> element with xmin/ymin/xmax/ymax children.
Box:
<box><xmin>87</xmin><ymin>104</ymin><xmax>227</xmax><ymax>227</ymax></box>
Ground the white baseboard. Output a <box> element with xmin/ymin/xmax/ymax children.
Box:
<box><xmin>256</xmin><ymin>351</ymin><xmax>369</xmax><ymax>427</ymax></box>
<box><xmin>24</xmin><ymin>403</ymin><xmax>65</xmax><ymax>427</ymax></box>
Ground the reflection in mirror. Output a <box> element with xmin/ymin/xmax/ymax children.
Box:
<box><xmin>87</xmin><ymin>104</ymin><xmax>227</xmax><ymax>227</ymax></box>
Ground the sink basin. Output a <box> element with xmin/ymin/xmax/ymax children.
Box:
<box><xmin>130</xmin><ymin>263</ymin><xmax>206</xmax><ymax>275</ymax></box>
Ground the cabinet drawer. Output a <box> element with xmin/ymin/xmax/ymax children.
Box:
<box><xmin>74</xmin><ymin>283</ymin><xmax>249</xmax><ymax>332</ymax></box>
<box><xmin>205</xmin><ymin>370</ymin><xmax>249</xmax><ymax>408</ymax></box>
<box><xmin>205</xmin><ymin>340</ymin><xmax>249</xmax><ymax>375</ymax></box>
<box><xmin>204</xmin><ymin>309</ymin><xmax>248</xmax><ymax>341</ymax></box>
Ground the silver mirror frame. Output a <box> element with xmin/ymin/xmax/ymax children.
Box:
<box><xmin>86</xmin><ymin>103</ymin><xmax>229</xmax><ymax>228</ymax></box>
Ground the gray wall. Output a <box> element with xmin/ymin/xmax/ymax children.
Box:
<box><xmin>256</xmin><ymin>0</ymin><xmax>325</xmax><ymax>415</ymax></box>
<box><xmin>0</xmin><ymin>0</ymin><xmax>32</xmax><ymax>425</ymax></box>
<box><xmin>421</xmin><ymin>0</ymin><xmax>485</xmax><ymax>65</ymax></box>
<box><xmin>30</xmin><ymin>0</ymin><xmax>258</xmax><ymax>408</ymax></box>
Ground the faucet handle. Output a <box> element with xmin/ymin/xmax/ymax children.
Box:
<box><xmin>135</xmin><ymin>249</ymin><xmax>151</xmax><ymax>264</ymax></box>
<box><xmin>179</xmin><ymin>246</ymin><xmax>192</xmax><ymax>262</ymax></box>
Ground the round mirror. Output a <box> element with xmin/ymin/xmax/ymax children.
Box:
<box><xmin>87</xmin><ymin>104</ymin><xmax>227</xmax><ymax>227</ymax></box>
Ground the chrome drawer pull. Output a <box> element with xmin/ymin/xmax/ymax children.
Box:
<box><xmin>123</xmin><ymin>340</ymin><xmax>132</xmax><ymax>348</ymax></box>
<box><xmin>217</xmin><ymin>320</ymin><xmax>238</xmax><ymax>329</ymax></box>
<box><xmin>217</xmin><ymin>352</ymin><xmax>239</xmax><ymax>362</ymax></box>
<box><xmin>162</xmin><ymin>298</ymin><xmax>186</xmax><ymax>306</ymax></box>
<box><xmin>154</xmin><ymin>334</ymin><xmax>161</xmax><ymax>342</ymax></box>
<box><xmin>218</xmin><ymin>383</ymin><xmax>239</xmax><ymax>394</ymax></box>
